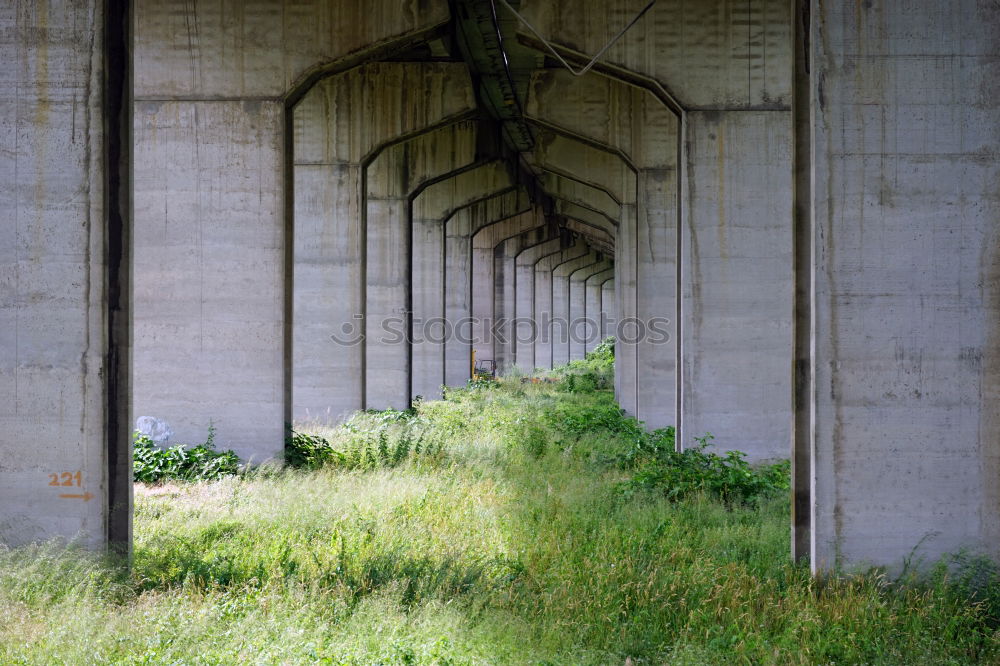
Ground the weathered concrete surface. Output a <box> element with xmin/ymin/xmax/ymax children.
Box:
<box><xmin>0</xmin><ymin>2</ymin><xmax>125</xmax><ymax>548</ymax></box>
<box><xmin>803</xmin><ymin>1</ymin><xmax>1000</xmax><ymax>570</ymax></box>
<box><xmin>683</xmin><ymin>111</ymin><xmax>792</xmax><ymax>461</ymax></box>
<box><xmin>134</xmin><ymin>0</ymin><xmax>451</xmax><ymax>99</ymax></box>
<box><xmin>293</xmin><ymin>62</ymin><xmax>474</xmax><ymax>422</ymax></box>
<box><xmin>135</xmin><ymin>100</ymin><xmax>284</xmax><ymax>460</ymax></box>
<box><xmin>134</xmin><ymin>1</ymin><xmax>453</xmax><ymax>459</ymax></box>
<box><xmin>513</xmin><ymin>0</ymin><xmax>790</xmax><ymax>109</ymax></box>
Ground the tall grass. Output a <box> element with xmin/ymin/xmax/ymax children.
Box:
<box><xmin>2</xmin><ymin>361</ymin><xmax>999</xmax><ymax>663</ymax></box>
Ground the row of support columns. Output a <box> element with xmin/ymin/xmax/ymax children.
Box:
<box><xmin>2</xmin><ymin>0</ymin><xmax>997</xmax><ymax>575</ymax></box>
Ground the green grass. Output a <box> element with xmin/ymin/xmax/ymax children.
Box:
<box><xmin>2</xmin><ymin>362</ymin><xmax>999</xmax><ymax>663</ymax></box>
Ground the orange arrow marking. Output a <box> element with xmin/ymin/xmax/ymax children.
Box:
<box><xmin>59</xmin><ymin>492</ymin><xmax>94</xmax><ymax>502</ymax></box>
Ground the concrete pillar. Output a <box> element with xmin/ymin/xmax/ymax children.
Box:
<box><xmin>526</xmin><ymin>69</ymin><xmax>677</xmax><ymax>427</ymax></box>
<box><xmin>799</xmin><ymin>0</ymin><xmax>1000</xmax><ymax>571</ymax></box>
<box><xmin>444</xmin><ymin>188</ymin><xmax>530</xmax><ymax>385</ymax></box>
<box><xmin>534</xmin><ymin>240</ymin><xmax>589</xmax><ymax>369</ymax></box>
<box><xmin>1</xmin><ymin>1</ymin><xmax>130</xmax><ymax>550</ymax></box>
<box><xmin>495</xmin><ymin>223</ymin><xmax>551</xmax><ymax>370</ymax></box>
<box><xmin>585</xmin><ymin>268</ymin><xmax>615</xmax><ymax>354</ymax></box>
<box><xmin>682</xmin><ymin>111</ymin><xmax>793</xmax><ymax>461</ymax></box>
<box><xmin>411</xmin><ymin>161</ymin><xmax>514</xmax><ymax>396</ymax></box>
<box><xmin>293</xmin><ymin>62</ymin><xmax>474</xmax><ymax>422</ymax></box>
<box><xmin>365</xmin><ymin>121</ymin><xmax>478</xmax><ymax>410</ymax></box>
<box><xmin>470</xmin><ymin>210</ymin><xmax>542</xmax><ymax>371</ymax></box>
<box><xmin>513</xmin><ymin>236</ymin><xmax>565</xmax><ymax>371</ymax></box>
<box><xmin>569</xmin><ymin>261</ymin><xmax>612</xmax><ymax>360</ymax></box>
<box><xmin>134</xmin><ymin>0</ymin><xmax>453</xmax><ymax>458</ymax></box>
<box><xmin>551</xmin><ymin>252</ymin><xmax>601</xmax><ymax>367</ymax></box>
<box><xmin>600</xmin><ymin>279</ymin><xmax>616</xmax><ymax>340</ymax></box>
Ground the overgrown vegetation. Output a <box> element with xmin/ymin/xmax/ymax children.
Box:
<box><xmin>133</xmin><ymin>425</ymin><xmax>241</xmax><ymax>483</ymax></box>
<box><xmin>2</xmin><ymin>347</ymin><xmax>999</xmax><ymax>663</ymax></box>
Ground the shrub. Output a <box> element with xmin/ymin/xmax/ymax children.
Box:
<box><xmin>620</xmin><ymin>434</ymin><xmax>790</xmax><ymax>505</ymax></box>
<box><xmin>133</xmin><ymin>425</ymin><xmax>241</xmax><ymax>483</ymax></box>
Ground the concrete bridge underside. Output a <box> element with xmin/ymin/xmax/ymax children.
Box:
<box><xmin>0</xmin><ymin>0</ymin><xmax>997</xmax><ymax>573</ymax></box>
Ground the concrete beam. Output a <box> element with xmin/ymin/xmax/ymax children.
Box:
<box><xmin>134</xmin><ymin>0</ymin><xmax>452</xmax><ymax>99</ymax></box>
<box><xmin>512</xmin><ymin>0</ymin><xmax>790</xmax><ymax>110</ymax></box>
<box><xmin>600</xmin><ymin>279</ymin><xmax>616</xmax><ymax>340</ymax></box>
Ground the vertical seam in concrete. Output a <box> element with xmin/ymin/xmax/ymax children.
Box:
<box><xmin>791</xmin><ymin>0</ymin><xmax>813</xmax><ymax>565</ymax></box>
<box><xmin>105</xmin><ymin>0</ymin><xmax>132</xmax><ymax>555</ymax></box>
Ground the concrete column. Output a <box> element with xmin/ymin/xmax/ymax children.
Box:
<box><xmin>512</xmin><ymin>236</ymin><xmax>565</xmax><ymax>371</ymax></box>
<box><xmin>600</xmin><ymin>279</ymin><xmax>616</xmax><ymax>340</ymax></box>
<box><xmin>682</xmin><ymin>111</ymin><xmax>792</xmax><ymax>461</ymax></box>
<box><xmin>635</xmin><ymin>166</ymin><xmax>678</xmax><ymax>431</ymax></box>
<box><xmin>411</xmin><ymin>162</ymin><xmax>514</xmax><ymax>396</ymax></box>
<box><xmin>495</xmin><ymin>224</ymin><xmax>550</xmax><ymax>370</ymax></box>
<box><xmin>444</xmin><ymin>188</ymin><xmax>529</xmax><ymax>385</ymax></box>
<box><xmin>551</xmin><ymin>252</ymin><xmax>601</xmax><ymax>367</ymax></box>
<box><xmin>293</xmin><ymin>62</ymin><xmax>474</xmax><ymax>422</ymax></box>
<box><xmin>569</xmin><ymin>261</ymin><xmax>612</xmax><ymax>360</ymax></box>
<box><xmin>585</xmin><ymin>268</ymin><xmax>615</xmax><ymax>354</ymax></box>
<box><xmin>0</xmin><ymin>1</ymin><xmax>130</xmax><ymax>549</ymax></box>
<box><xmin>800</xmin><ymin>1</ymin><xmax>1000</xmax><ymax>571</ymax></box>
<box><xmin>134</xmin><ymin>0</ymin><xmax>452</xmax><ymax>459</ymax></box>
<box><xmin>534</xmin><ymin>240</ymin><xmax>589</xmax><ymax>369</ymax></box>
<box><xmin>615</xmin><ymin>204</ymin><xmax>639</xmax><ymax>416</ymax></box>
<box><xmin>365</xmin><ymin>121</ymin><xmax>478</xmax><ymax>410</ymax></box>
<box><xmin>470</xmin><ymin>210</ymin><xmax>541</xmax><ymax>371</ymax></box>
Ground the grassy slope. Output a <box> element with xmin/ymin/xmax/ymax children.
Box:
<box><xmin>1</xmin><ymin>380</ymin><xmax>998</xmax><ymax>664</ymax></box>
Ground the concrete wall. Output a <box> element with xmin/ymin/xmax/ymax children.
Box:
<box><xmin>802</xmin><ymin>0</ymin><xmax>1000</xmax><ymax>571</ymax></box>
<box><xmin>515</xmin><ymin>0</ymin><xmax>790</xmax><ymax>109</ymax></box>
<box><xmin>0</xmin><ymin>2</ymin><xmax>128</xmax><ymax>549</ymax></box>
<box><xmin>683</xmin><ymin>111</ymin><xmax>793</xmax><ymax>461</ymax></box>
